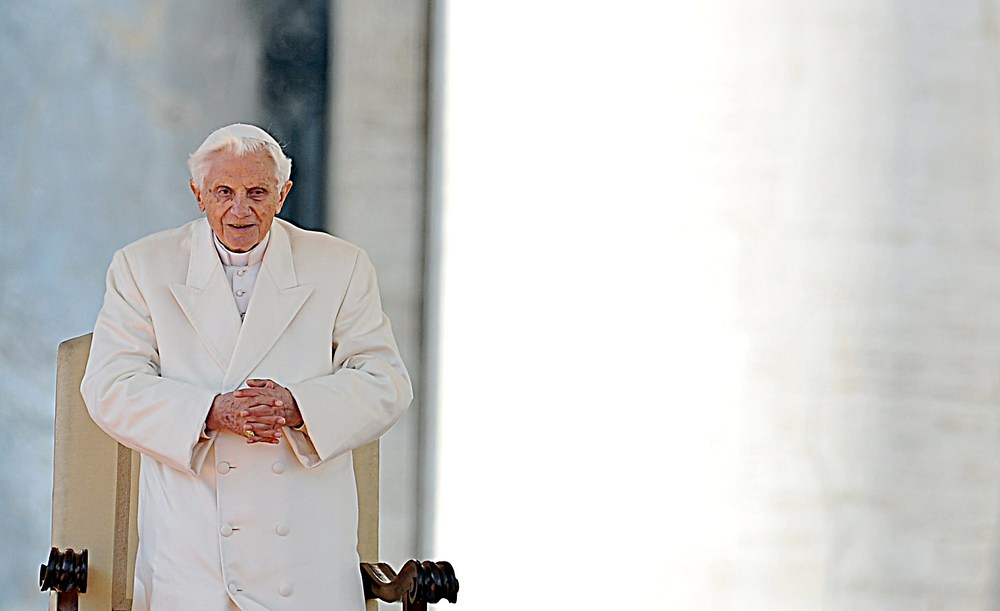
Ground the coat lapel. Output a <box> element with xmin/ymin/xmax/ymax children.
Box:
<box><xmin>223</xmin><ymin>221</ymin><xmax>314</xmax><ymax>389</ymax></box>
<box><xmin>169</xmin><ymin>220</ymin><xmax>242</xmax><ymax>373</ymax></box>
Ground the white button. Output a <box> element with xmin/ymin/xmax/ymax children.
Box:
<box><xmin>236</xmin><ymin>289</ymin><xmax>246</xmax><ymax>297</ymax></box>
<box><xmin>228</xmin><ymin>583</ymin><xmax>238</xmax><ymax>595</ymax></box>
<box><xmin>217</xmin><ymin>462</ymin><xmax>231</xmax><ymax>474</ymax></box>
<box><xmin>220</xmin><ymin>524</ymin><xmax>234</xmax><ymax>537</ymax></box>
<box><xmin>237</xmin><ymin>269</ymin><xmax>246</xmax><ymax>276</ymax></box>
<box><xmin>272</xmin><ymin>461</ymin><xmax>286</xmax><ymax>474</ymax></box>
<box><xmin>279</xmin><ymin>584</ymin><xmax>293</xmax><ymax>597</ymax></box>
<box><xmin>276</xmin><ymin>524</ymin><xmax>290</xmax><ymax>536</ymax></box>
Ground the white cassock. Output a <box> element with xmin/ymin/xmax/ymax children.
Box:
<box><xmin>81</xmin><ymin>217</ymin><xmax>412</xmax><ymax>610</ymax></box>
<box><xmin>213</xmin><ymin>229</ymin><xmax>268</xmax><ymax>319</ymax></box>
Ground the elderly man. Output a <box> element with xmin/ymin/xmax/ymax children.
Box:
<box><xmin>81</xmin><ymin>123</ymin><xmax>412</xmax><ymax>610</ymax></box>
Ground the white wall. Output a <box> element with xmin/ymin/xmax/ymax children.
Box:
<box><xmin>433</xmin><ymin>2</ymin><xmax>1000</xmax><ymax>609</ymax></box>
<box><xmin>2</xmin><ymin>3</ymin><xmax>259</xmax><ymax>609</ymax></box>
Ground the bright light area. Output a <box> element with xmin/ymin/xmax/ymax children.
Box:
<box><xmin>433</xmin><ymin>3</ymin><xmax>747</xmax><ymax>608</ymax></box>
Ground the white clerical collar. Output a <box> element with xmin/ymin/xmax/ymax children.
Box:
<box><xmin>213</xmin><ymin>232</ymin><xmax>270</xmax><ymax>267</ymax></box>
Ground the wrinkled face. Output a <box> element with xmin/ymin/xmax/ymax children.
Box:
<box><xmin>190</xmin><ymin>149</ymin><xmax>293</xmax><ymax>253</ymax></box>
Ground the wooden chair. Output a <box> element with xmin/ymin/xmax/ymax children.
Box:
<box><xmin>40</xmin><ymin>334</ymin><xmax>457</xmax><ymax>611</ymax></box>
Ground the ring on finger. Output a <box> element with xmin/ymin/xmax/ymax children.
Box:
<box><xmin>244</xmin><ymin>429</ymin><xmax>254</xmax><ymax>438</ymax></box>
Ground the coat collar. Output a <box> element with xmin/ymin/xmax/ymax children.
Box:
<box><xmin>169</xmin><ymin>219</ymin><xmax>314</xmax><ymax>387</ymax></box>
<box><xmin>224</xmin><ymin>220</ymin><xmax>313</xmax><ymax>388</ymax></box>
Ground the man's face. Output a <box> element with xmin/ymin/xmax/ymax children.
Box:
<box><xmin>190</xmin><ymin>149</ymin><xmax>293</xmax><ymax>253</ymax></box>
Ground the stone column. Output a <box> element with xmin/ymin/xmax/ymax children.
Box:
<box><xmin>327</xmin><ymin>0</ymin><xmax>431</xmax><ymax>567</ymax></box>
<box><xmin>432</xmin><ymin>1</ymin><xmax>1000</xmax><ymax>609</ymax></box>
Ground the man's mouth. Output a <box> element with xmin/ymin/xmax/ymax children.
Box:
<box><xmin>229</xmin><ymin>224</ymin><xmax>255</xmax><ymax>230</ymax></box>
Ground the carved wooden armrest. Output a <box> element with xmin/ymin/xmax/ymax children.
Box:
<box><xmin>41</xmin><ymin>547</ymin><xmax>460</xmax><ymax>611</ymax></box>
<box><xmin>39</xmin><ymin>548</ymin><xmax>88</xmax><ymax>611</ymax></box>
<box><xmin>361</xmin><ymin>560</ymin><xmax>459</xmax><ymax>611</ymax></box>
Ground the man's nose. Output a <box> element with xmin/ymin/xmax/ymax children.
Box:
<box><xmin>231</xmin><ymin>193</ymin><xmax>253</xmax><ymax>216</ymax></box>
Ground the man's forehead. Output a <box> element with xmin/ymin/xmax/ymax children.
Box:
<box><xmin>204</xmin><ymin>151</ymin><xmax>279</xmax><ymax>182</ymax></box>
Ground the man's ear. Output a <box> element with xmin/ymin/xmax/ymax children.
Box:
<box><xmin>275</xmin><ymin>180</ymin><xmax>293</xmax><ymax>214</ymax></box>
<box><xmin>190</xmin><ymin>180</ymin><xmax>206</xmax><ymax>212</ymax></box>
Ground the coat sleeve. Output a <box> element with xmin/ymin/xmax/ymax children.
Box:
<box><xmin>81</xmin><ymin>249</ymin><xmax>220</xmax><ymax>476</ymax></box>
<box><xmin>283</xmin><ymin>249</ymin><xmax>413</xmax><ymax>468</ymax></box>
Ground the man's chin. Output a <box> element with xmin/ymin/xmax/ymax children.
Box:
<box><xmin>221</xmin><ymin>237</ymin><xmax>259</xmax><ymax>253</ymax></box>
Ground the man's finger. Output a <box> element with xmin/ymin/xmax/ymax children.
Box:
<box><xmin>244</xmin><ymin>404</ymin><xmax>282</xmax><ymax>417</ymax></box>
<box><xmin>233</xmin><ymin>390</ymin><xmax>282</xmax><ymax>404</ymax></box>
<box><xmin>246</xmin><ymin>415</ymin><xmax>286</xmax><ymax>427</ymax></box>
<box><xmin>247</xmin><ymin>379</ymin><xmax>280</xmax><ymax>391</ymax></box>
<box><xmin>234</xmin><ymin>388</ymin><xmax>274</xmax><ymax>398</ymax></box>
<box><xmin>246</xmin><ymin>378</ymin><xmax>278</xmax><ymax>388</ymax></box>
<box><xmin>244</xmin><ymin>422</ymin><xmax>283</xmax><ymax>439</ymax></box>
<box><xmin>248</xmin><ymin>428</ymin><xmax>282</xmax><ymax>439</ymax></box>
<box><xmin>233</xmin><ymin>395</ymin><xmax>281</xmax><ymax>409</ymax></box>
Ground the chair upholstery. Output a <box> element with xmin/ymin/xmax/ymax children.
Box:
<box><xmin>46</xmin><ymin>334</ymin><xmax>380</xmax><ymax>611</ymax></box>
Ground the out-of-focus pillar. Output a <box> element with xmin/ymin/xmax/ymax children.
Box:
<box><xmin>326</xmin><ymin>0</ymin><xmax>430</xmax><ymax>569</ymax></box>
<box><xmin>694</xmin><ymin>2</ymin><xmax>1000</xmax><ymax>607</ymax></box>
<box><xmin>433</xmin><ymin>1</ymin><xmax>1000</xmax><ymax>609</ymax></box>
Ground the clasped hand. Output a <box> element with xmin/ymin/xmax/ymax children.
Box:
<box><xmin>206</xmin><ymin>379</ymin><xmax>303</xmax><ymax>444</ymax></box>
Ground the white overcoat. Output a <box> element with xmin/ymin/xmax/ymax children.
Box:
<box><xmin>81</xmin><ymin>217</ymin><xmax>412</xmax><ymax>610</ymax></box>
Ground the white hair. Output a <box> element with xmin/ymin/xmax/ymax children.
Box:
<box><xmin>187</xmin><ymin>123</ymin><xmax>292</xmax><ymax>189</ymax></box>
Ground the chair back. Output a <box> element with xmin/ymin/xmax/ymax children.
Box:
<box><xmin>47</xmin><ymin>333</ymin><xmax>380</xmax><ymax>610</ymax></box>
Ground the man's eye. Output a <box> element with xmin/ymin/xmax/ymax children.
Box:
<box><xmin>216</xmin><ymin>187</ymin><xmax>232</xmax><ymax>197</ymax></box>
<box><xmin>250</xmin><ymin>189</ymin><xmax>266</xmax><ymax>198</ymax></box>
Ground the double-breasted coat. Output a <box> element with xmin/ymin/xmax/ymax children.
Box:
<box><xmin>81</xmin><ymin>217</ymin><xmax>412</xmax><ymax>610</ymax></box>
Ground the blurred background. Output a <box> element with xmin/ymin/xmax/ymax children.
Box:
<box><xmin>5</xmin><ymin>1</ymin><xmax>1000</xmax><ymax>609</ymax></box>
